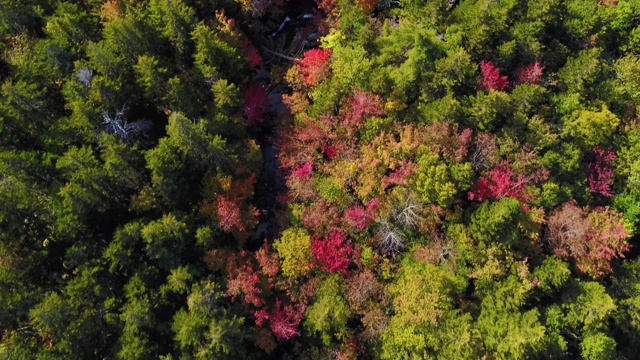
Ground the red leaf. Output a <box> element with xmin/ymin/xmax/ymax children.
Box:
<box><xmin>479</xmin><ymin>60</ymin><xmax>509</xmax><ymax>91</ymax></box>
<box><xmin>342</xmin><ymin>89</ymin><xmax>384</xmax><ymax>128</ymax></box>
<box><xmin>292</xmin><ymin>162</ymin><xmax>313</xmax><ymax>179</ymax></box>
<box><xmin>468</xmin><ymin>160</ymin><xmax>549</xmax><ymax>207</ymax></box>
<box><xmin>253</xmin><ymin>298</ymin><xmax>304</xmax><ymax>341</ymax></box>
<box><xmin>215</xmin><ymin>194</ymin><xmax>244</xmax><ymax>232</ymax></box>
<box><xmin>344</xmin><ymin>205</ymin><xmax>371</xmax><ymax>231</ymax></box>
<box><xmin>298</xmin><ymin>48</ymin><xmax>332</xmax><ymax>86</ymax></box>
<box><xmin>516</xmin><ymin>61</ymin><xmax>544</xmax><ymax>85</ymax></box>
<box><xmin>241</xmin><ymin>39</ymin><xmax>262</xmax><ymax>67</ymax></box>
<box><xmin>311</xmin><ymin>229</ymin><xmax>353</xmax><ymax>274</ymax></box>
<box><xmin>588</xmin><ymin>146</ymin><xmax>616</xmax><ymax>198</ymax></box>
<box><xmin>243</xmin><ymin>83</ymin><xmax>268</xmax><ymax>125</ymax></box>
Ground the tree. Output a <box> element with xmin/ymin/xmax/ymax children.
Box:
<box><xmin>516</xmin><ymin>61</ymin><xmax>544</xmax><ymax>85</ymax></box>
<box><xmin>311</xmin><ymin>229</ymin><xmax>353</xmax><ymax>274</ymax></box>
<box><xmin>254</xmin><ymin>298</ymin><xmax>305</xmax><ymax>341</ymax></box>
<box><xmin>134</xmin><ymin>55</ymin><xmax>168</xmax><ymax>104</ymax></box>
<box><xmin>470</xmin><ymin>133</ymin><xmax>499</xmax><ymax>172</ymax></box>
<box><xmin>565</xmin><ymin>281</ymin><xmax>617</xmax><ymax>334</ymax></box>
<box><xmin>243</xmin><ymin>83</ymin><xmax>268</xmax><ymax>126</ymax></box>
<box><xmin>340</xmin><ymin>89</ymin><xmax>384</xmax><ymax>129</ymax></box>
<box><xmin>479</xmin><ymin>60</ymin><xmax>509</xmax><ymax>91</ymax></box>
<box><xmin>298</xmin><ymin>48</ymin><xmax>332</xmax><ymax>86</ymax></box>
<box><xmin>380</xmin><ymin>256</ymin><xmax>470</xmax><ymax>358</ymax></box>
<box><xmin>415</xmin><ymin>148</ymin><xmax>473</xmax><ymax>207</ymax></box>
<box><xmin>241</xmin><ymin>39</ymin><xmax>262</xmax><ymax>68</ymax></box>
<box><xmin>546</xmin><ymin>202</ymin><xmax>630</xmax><ymax>277</ymax></box>
<box><xmin>468</xmin><ymin>160</ymin><xmax>549</xmax><ymax>209</ymax></box>
<box><xmin>468</xmin><ymin>197</ymin><xmax>522</xmax><ymax>247</ymax></box>
<box><xmin>273</xmin><ymin>228</ymin><xmax>314</xmax><ymax>278</ymax></box>
<box><xmin>147</xmin><ymin>0</ymin><xmax>195</xmax><ymax>58</ymax></box>
<box><xmin>304</xmin><ymin>275</ymin><xmax>351</xmax><ymax>345</ymax></box>
<box><xmin>563</xmin><ymin>105</ymin><xmax>620</xmax><ymax>146</ymax></box>
<box><xmin>141</xmin><ymin>213</ymin><xmax>189</xmax><ymax>271</ymax></box>
<box><xmin>581</xmin><ymin>332</ymin><xmax>617</xmax><ymax>360</ymax></box>
<box><xmin>476</xmin><ymin>271</ymin><xmax>546</xmax><ymax>359</ymax></box>
<box><xmin>172</xmin><ymin>281</ymin><xmax>250</xmax><ymax>359</ymax></box>
<box><xmin>191</xmin><ymin>18</ymin><xmax>244</xmax><ymax>83</ymax></box>
<box><xmin>588</xmin><ymin>146</ymin><xmax>616</xmax><ymax>197</ymax></box>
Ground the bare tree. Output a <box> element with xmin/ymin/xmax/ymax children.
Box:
<box><xmin>470</xmin><ymin>131</ymin><xmax>499</xmax><ymax>171</ymax></box>
<box><xmin>545</xmin><ymin>201</ymin><xmax>589</xmax><ymax>259</ymax></box>
<box><xmin>377</xmin><ymin>219</ymin><xmax>406</xmax><ymax>255</ymax></box>
<box><xmin>392</xmin><ymin>196</ymin><xmax>423</xmax><ymax>229</ymax></box>
<box><xmin>76</xmin><ymin>67</ymin><xmax>93</xmax><ymax>89</ymax></box>
<box><xmin>102</xmin><ymin>106</ymin><xmax>151</xmax><ymax>142</ymax></box>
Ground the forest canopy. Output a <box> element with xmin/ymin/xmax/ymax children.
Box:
<box><xmin>2</xmin><ymin>0</ymin><xmax>640</xmax><ymax>359</ymax></box>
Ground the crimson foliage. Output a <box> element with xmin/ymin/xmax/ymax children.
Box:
<box><xmin>516</xmin><ymin>61</ymin><xmax>544</xmax><ymax>85</ymax></box>
<box><xmin>588</xmin><ymin>146</ymin><xmax>616</xmax><ymax>197</ymax></box>
<box><xmin>341</xmin><ymin>89</ymin><xmax>384</xmax><ymax>128</ymax></box>
<box><xmin>253</xmin><ymin>298</ymin><xmax>305</xmax><ymax>341</ymax></box>
<box><xmin>479</xmin><ymin>60</ymin><xmax>509</xmax><ymax>91</ymax></box>
<box><xmin>241</xmin><ymin>39</ymin><xmax>262</xmax><ymax>68</ymax></box>
<box><xmin>298</xmin><ymin>48</ymin><xmax>332</xmax><ymax>86</ymax></box>
<box><xmin>311</xmin><ymin>229</ymin><xmax>353</xmax><ymax>274</ymax></box>
<box><xmin>243</xmin><ymin>83</ymin><xmax>268</xmax><ymax>125</ymax></box>
<box><xmin>468</xmin><ymin>160</ymin><xmax>549</xmax><ymax>207</ymax></box>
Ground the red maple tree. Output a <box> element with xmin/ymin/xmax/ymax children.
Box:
<box><xmin>321</xmin><ymin>143</ymin><xmax>338</xmax><ymax>159</ymax></box>
<box><xmin>291</xmin><ymin>161</ymin><xmax>313</xmax><ymax>179</ymax></box>
<box><xmin>355</xmin><ymin>0</ymin><xmax>376</xmax><ymax>13</ymax></box>
<box><xmin>243</xmin><ymin>83</ymin><xmax>268</xmax><ymax>125</ymax></box>
<box><xmin>227</xmin><ymin>259</ymin><xmax>264</xmax><ymax>306</ymax></box>
<box><xmin>344</xmin><ymin>204</ymin><xmax>370</xmax><ymax>231</ymax></box>
<box><xmin>253</xmin><ymin>298</ymin><xmax>305</xmax><ymax>341</ymax></box>
<box><xmin>516</xmin><ymin>61</ymin><xmax>544</xmax><ymax>85</ymax></box>
<box><xmin>582</xmin><ymin>206</ymin><xmax>630</xmax><ymax>276</ymax></box>
<box><xmin>225</xmin><ymin>247</ymin><xmax>270</xmax><ymax>307</ymax></box>
<box><xmin>215</xmin><ymin>194</ymin><xmax>244</xmax><ymax>232</ymax></box>
<box><xmin>241</xmin><ymin>39</ymin><xmax>262</xmax><ymax>68</ymax></box>
<box><xmin>301</xmin><ymin>200</ymin><xmax>343</xmax><ymax>234</ymax></box>
<box><xmin>588</xmin><ymin>146</ymin><xmax>616</xmax><ymax>198</ymax></box>
<box><xmin>341</xmin><ymin>89</ymin><xmax>384</xmax><ymax>128</ymax></box>
<box><xmin>311</xmin><ymin>229</ymin><xmax>353</xmax><ymax>274</ymax></box>
<box><xmin>479</xmin><ymin>60</ymin><xmax>509</xmax><ymax>91</ymax></box>
<box><xmin>298</xmin><ymin>48</ymin><xmax>332</xmax><ymax>86</ymax></box>
<box><xmin>468</xmin><ymin>160</ymin><xmax>549</xmax><ymax>208</ymax></box>
<box><xmin>547</xmin><ymin>202</ymin><xmax>630</xmax><ymax>277</ymax></box>
<box><xmin>316</xmin><ymin>0</ymin><xmax>337</xmax><ymax>13</ymax></box>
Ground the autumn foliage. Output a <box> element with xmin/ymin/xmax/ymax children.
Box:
<box><xmin>479</xmin><ymin>60</ymin><xmax>509</xmax><ymax>91</ymax></box>
<box><xmin>588</xmin><ymin>146</ymin><xmax>616</xmax><ymax>197</ymax></box>
<box><xmin>291</xmin><ymin>162</ymin><xmax>313</xmax><ymax>179</ymax></box>
<box><xmin>241</xmin><ymin>39</ymin><xmax>262</xmax><ymax>67</ymax></box>
<box><xmin>546</xmin><ymin>202</ymin><xmax>630</xmax><ymax>277</ymax></box>
<box><xmin>468</xmin><ymin>160</ymin><xmax>549</xmax><ymax>207</ymax></box>
<box><xmin>341</xmin><ymin>89</ymin><xmax>385</xmax><ymax>128</ymax></box>
<box><xmin>311</xmin><ymin>229</ymin><xmax>353</xmax><ymax>274</ymax></box>
<box><xmin>516</xmin><ymin>61</ymin><xmax>544</xmax><ymax>85</ymax></box>
<box><xmin>243</xmin><ymin>83</ymin><xmax>268</xmax><ymax>125</ymax></box>
<box><xmin>253</xmin><ymin>298</ymin><xmax>305</xmax><ymax>341</ymax></box>
<box><xmin>355</xmin><ymin>0</ymin><xmax>376</xmax><ymax>13</ymax></box>
<box><xmin>225</xmin><ymin>243</ymin><xmax>279</xmax><ymax>307</ymax></box>
<box><xmin>298</xmin><ymin>48</ymin><xmax>332</xmax><ymax>86</ymax></box>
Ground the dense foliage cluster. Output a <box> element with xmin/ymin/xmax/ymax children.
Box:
<box><xmin>3</xmin><ymin>0</ymin><xmax>640</xmax><ymax>359</ymax></box>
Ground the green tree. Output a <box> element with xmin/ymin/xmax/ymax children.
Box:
<box><xmin>273</xmin><ymin>227</ymin><xmax>313</xmax><ymax>278</ymax></box>
<box><xmin>172</xmin><ymin>281</ymin><xmax>251</xmax><ymax>359</ymax></box>
<box><xmin>305</xmin><ymin>275</ymin><xmax>351</xmax><ymax>345</ymax></box>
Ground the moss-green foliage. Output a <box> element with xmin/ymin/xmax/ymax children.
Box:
<box><xmin>273</xmin><ymin>227</ymin><xmax>313</xmax><ymax>278</ymax></box>
<box><xmin>304</xmin><ymin>275</ymin><xmax>351</xmax><ymax>345</ymax></box>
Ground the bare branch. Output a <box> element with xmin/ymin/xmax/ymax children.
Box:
<box><xmin>102</xmin><ymin>105</ymin><xmax>152</xmax><ymax>142</ymax></box>
<box><xmin>377</xmin><ymin>220</ymin><xmax>406</xmax><ymax>255</ymax></box>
